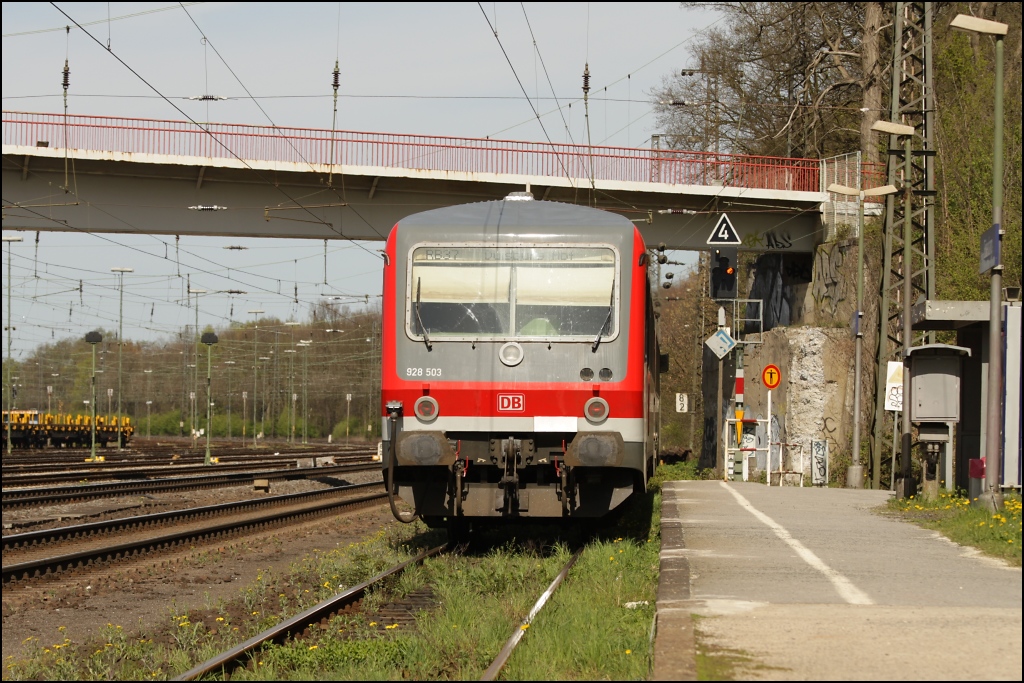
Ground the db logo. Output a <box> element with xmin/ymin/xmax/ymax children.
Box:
<box><xmin>497</xmin><ymin>394</ymin><xmax>525</xmax><ymax>412</ymax></box>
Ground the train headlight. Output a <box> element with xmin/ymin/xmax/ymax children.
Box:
<box><xmin>599</xmin><ymin>367</ymin><xmax>613</xmax><ymax>381</ymax></box>
<box><xmin>413</xmin><ymin>396</ymin><xmax>439</xmax><ymax>422</ymax></box>
<box><xmin>499</xmin><ymin>342</ymin><xmax>524</xmax><ymax>367</ymax></box>
<box><xmin>584</xmin><ymin>397</ymin><xmax>610</xmax><ymax>424</ymax></box>
<box><xmin>580</xmin><ymin>367</ymin><xmax>594</xmax><ymax>381</ymax></box>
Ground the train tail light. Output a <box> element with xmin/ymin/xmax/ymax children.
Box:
<box><xmin>414</xmin><ymin>396</ymin><xmax>439</xmax><ymax>422</ymax></box>
<box><xmin>584</xmin><ymin>397</ymin><xmax>609</xmax><ymax>424</ymax></box>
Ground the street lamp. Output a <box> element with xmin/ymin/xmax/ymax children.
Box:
<box><xmin>951</xmin><ymin>13</ymin><xmax>1008</xmax><ymax>511</ymax></box>
<box><xmin>201</xmin><ymin>332</ymin><xmax>218</xmax><ymax>465</ymax></box>
<box><xmin>85</xmin><ymin>331</ymin><xmax>103</xmax><ymax>461</ymax></box>
<box><xmin>3</xmin><ymin>234</ymin><xmax>23</xmax><ymax>455</ymax></box>
<box><xmin>143</xmin><ymin>369</ymin><xmax>153</xmax><ymax>438</ymax></box>
<box><xmin>248</xmin><ymin>310</ymin><xmax>264</xmax><ymax>447</ymax></box>
<box><xmin>828</xmin><ymin>181</ymin><xmax>898</xmax><ymax>488</ymax></box>
<box><xmin>871</xmin><ymin>118</ymin><xmax>917</xmax><ymax>498</ymax></box>
<box><xmin>111</xmin><ymin>267</ymin><xmax>133</xmax><ymax>449</ymax></box>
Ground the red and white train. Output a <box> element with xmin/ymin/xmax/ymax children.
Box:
<box><xmin>380</xmin><ymin>195</ymin><xmax>665</xmax><ymax>532</ymax></box>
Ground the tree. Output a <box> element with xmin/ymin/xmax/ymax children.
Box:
<box><xmin>651</xmin><ymin>3</ymin><xmax>885</xmax><ymax>160</ymax></box>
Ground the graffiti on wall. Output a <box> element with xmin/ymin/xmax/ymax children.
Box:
<box><xmin>811</xmin><ymin>241</ymin><xmax>850</xmax><ymax>318</ymax></box>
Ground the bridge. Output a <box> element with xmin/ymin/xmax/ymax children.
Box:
<box><xmin>3</xmin><ymin>111</ymin><xmax>859</xmax><ymax>252</ymax></box>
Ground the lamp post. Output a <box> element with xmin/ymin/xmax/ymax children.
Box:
<box><xmin>828</xmin><ymin>181</ymin><xmax>898</xmax><ymax>488</ymax></box>
<box><xmin>111</xmin><ymin>267</ymin><xmax>133</xmax><ymax>449</ymax></box>
<box><xmin>951</xmin><ymin>14</ymin><xmax>1008</xmax><ymax>510</ymax></box>
<box><xmin>871</xmin><ymin>119</ymin><xmax>917</xmax><ymax>498</ymax></box>
<box><xmin>201</xmin><ymin>332</ymin><xmax>218</xmax><ymax>465</ymax></box>
<box><xmin>3</xmin><ymin>234</ymin><xmax>23</xmax><ymax>456</ymax></box>
<box><xmin>248</xmin><ymin>310</ymin><xmax>264</xmax><ymax>447</ymax></box>
<box><xmin>143</xmin><ymin>369</ymin><xmax>152</xmax><ymax>438</ymax></box>
<box><xmin>298</xmin><ymin>340</ymin><xmax>312</xmax><ymax>444</ymax></box>
<box><xmin>224</xmin><ymin>360</ymin><xmax>235</xmax><ymax>439</ymax></box>
<box><xmin>85</xmin><ymin>331</ymin><xmax>103</xmax><ymax>461</ymax></box>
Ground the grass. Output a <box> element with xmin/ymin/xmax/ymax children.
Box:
<box><xmin>6</xmin><ymin>457</ymin><xmax>715</xmax><ymax>681</ymax></box>
<box><xmin>888</xmin><ymin>490</ymin><xmax>1022</xmax><ymax>566</ymax></box>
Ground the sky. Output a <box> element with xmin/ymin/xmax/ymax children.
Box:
<box><xmin>2</xmin><ymin>2</ymin><xmax>718</xmax><ymax>359</ymax></box>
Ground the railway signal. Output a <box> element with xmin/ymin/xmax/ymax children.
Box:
<box><xmin>710</xmin><ymin>247</ymin><xmax>738</xmax><ymax>299</ymax></box>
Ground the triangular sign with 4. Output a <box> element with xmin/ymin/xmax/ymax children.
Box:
<box><xmin>706</xmin><ymin>213</ymin><xmax>740</xmax><ymax>245</ymax></box>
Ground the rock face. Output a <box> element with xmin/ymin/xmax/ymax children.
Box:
<box><xmin>735</xmin><ymin>327</ymin><xmax>855</xmax><ymax>481</ymax></box>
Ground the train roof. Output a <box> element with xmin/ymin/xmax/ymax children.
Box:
<box><xmin>396</xmin><ymin>198</ymin><xmax>635</xmax><ymax>241</ymax></box>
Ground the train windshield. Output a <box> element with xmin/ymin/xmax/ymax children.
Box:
<box><xmin>409</xmin><ymin>245</ymin><xmax>618</xmax><ymax>342</ymax></box>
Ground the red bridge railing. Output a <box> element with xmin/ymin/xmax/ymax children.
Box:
<box><xmin>3</xmin><ymin>111</ymin><xmax>823</xmax><ymax>193</ymax></box>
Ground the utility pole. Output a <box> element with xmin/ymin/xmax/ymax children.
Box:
<box><xmin>716</xmin><ymin>306</ymin><xmax>725</xmax><ymax>479</ymax></box>
<box><xmin>111</xmin><ymin>267</ymin><xmax>133</xmax><ymax>450</ymax></box>
<box><xmin>299</xmin><ymin>339</ymin><xmax>312</xmax><ymax>444</ymax></box>
<box><xmin>3</xmin><ymin>234</ymin><xmax>23</xmax><ymax>456</ymax></box>
<box><xmin>224</xmin><ymin>360</ymin><xmax>235</xmax><ymax>439</ymax></box>
<box><xmin>248</xmin><ymin>310</ymin><xmax>264</xmax><ymax>447</ymax></box>
<box><xmin>143</xmin><ymin>368</ymin><xmax>152</xmax><ymax>438</ymax></box>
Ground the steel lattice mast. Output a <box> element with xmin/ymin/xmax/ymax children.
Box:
<box><xmin>871</xmin><ymin>2</ymin><xmax>937</xmax><ymax>489</ymax></box>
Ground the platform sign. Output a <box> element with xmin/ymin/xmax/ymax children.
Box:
<box><xmin>705</xmin><ymin>329</ymin><xmax>737</xmax><ymax>359</ymax></box>
<box><xmin>675</xmin><ymin>393</ymin><xmax>688</xmax><ymax>413</ymax></box>
<box><xmin>979</xmin><ymin>223</ymin><xmax>1001</xmax><ymax>274</ymax></box>
<box><xmin>706</xmin><ymin>213</ymin><xmax>741</xmax><ymax>246</ymax></box>
<box><xmin>762</xmin><ymin>364</ymin><xmax>782</xmax><ymax>390</ymax></box>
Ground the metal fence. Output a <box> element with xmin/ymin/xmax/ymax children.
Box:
<box><xmin>4</xmin><ymin>110</ymin><xmax>822</xmax><ymax>193</ymax></box>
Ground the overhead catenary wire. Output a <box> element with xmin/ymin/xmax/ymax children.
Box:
<box><xmin>48</xmin><ymin>2</ymin><xmax>381</xmax><ymax>255</ymax></box>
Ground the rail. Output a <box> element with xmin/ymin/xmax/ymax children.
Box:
<box><xmin>4</xmin><ymin>110</ymin><xmax>822</xmax><ymax>193</ymax></box>
<box><xmin>174</xmin><ymin>544</ymin><xmax>446</xmax><ymax>681</ymax></box>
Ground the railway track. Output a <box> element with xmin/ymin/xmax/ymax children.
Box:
<box><xmin>1</xmin><ymin>453</ymin><xmax>372</xmax><ymax>486</ymax></box>
<box><xmin>1</xmin><ymin>461</ymin><xmax>380</xmax><ymax>509</ymax></box>
<box><xmin>173</xmin><ymin>544</ymin><xmax>584</xmax><ymax>681</ymax></box>
<box><xmin>2</xmin><ymin>482</ymin><xmax>389</xmax><ymax>585</ymax></box>
<box><xmin>173</xmin><ymin>545</ymin><xmax>446</xmax><ymax>681</ymax></box>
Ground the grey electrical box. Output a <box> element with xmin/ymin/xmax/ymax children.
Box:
<box><xmin>907</xmin><ymin>344</ymin><xmax>971</xmax><ymax>423</ymax></box>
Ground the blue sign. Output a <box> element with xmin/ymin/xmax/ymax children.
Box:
<box><xmin>979</xmin><ymin>223</ymin><xmax>1001</xmax><ymax>274</ymax></box>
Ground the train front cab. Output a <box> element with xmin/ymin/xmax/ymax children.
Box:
<box><xmin>380</xmin><ymin>199</ymin><xmax>665</xmax><ymax>525</ymax></box>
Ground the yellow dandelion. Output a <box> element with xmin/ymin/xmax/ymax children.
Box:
<box><xmin>252</xmin><ymin>611</ymin><xmax>259</xmax><ymax>615</ymax></box>
<box><xmin>58</xmin><ymin>626</ymin><xmax>66</xmax><ymax>632</ymax></box>
<box><xmin>308</xmin><ymin>645</ymin><xmax>318</xmax><ymax>651</ymax></box>
<box><xmin>625</xmin><ymin>649</ymin><xmax>632</xmax><ymax>655</ymax></box>
<box><xmin>369</xmin><ymin>621</ymin><xmax>377</xmax><ymax>627</ymax></box>
<box><xmin>215</xmin><ymin>617</ymin><xmax>224</xmax><ymax>622</ymax></box>
<box><xmin>386</xmin><ymin>624</ymin><xmax>399</xmax><ymax>630</ymax></box>
<box><xmin>520</xmin><ymin>624</ymin><xmax>530</xmax><ymax>631</ymax></box>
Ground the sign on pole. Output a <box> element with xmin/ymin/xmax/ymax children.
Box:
<box><xmin>675</xmin><ymin>393</ymin><xmax>688</xmax><ymax>413</ymax></box>
<box><xmin>346</xmin><ymin>393</ymin><xmax>352</xmax><ymax>402</ymax></box>
<box><xmin>883</xmin><ymin>361</ymin><xmax>903</xmax><ymax>412</ymax></box>
<box><xmin>762</xmin><ymin>364</ymin><xmax>782</xmax><ymax>390</ymax></box>
<box><xmin>979</xmin><ymin>223</ymin><xmax>1001</xmax><ymax>274</ymax></box>
<box><xmin>706</xmin><ymin>213</ymin><xmax>741</xmax><ymax>245</ymax></box>
<box><xmin>705</xmin><ymin>329</ymin><xmax>737</xmax><ymax>359</ymax></box>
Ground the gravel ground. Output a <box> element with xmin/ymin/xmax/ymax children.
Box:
<box><xmin>2</xmin><ymin>469</ymin><xmax>383</xmax><ymax>533</ymax></box>
<box><xmin>1</xmin><ymin>497</ymin><xmax>395</xmax><ymax>662</ymax></box>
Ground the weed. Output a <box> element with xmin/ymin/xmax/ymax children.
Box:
<box><xmin>889</xmin><ymin>491</ymin><xmax>1022</xmax><ymax>565</ymax></box>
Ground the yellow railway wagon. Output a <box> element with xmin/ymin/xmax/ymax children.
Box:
<box><xmin>2</xmin><ymin>410</ymin><xmax>134</xmax><ymax>448</ymax></box>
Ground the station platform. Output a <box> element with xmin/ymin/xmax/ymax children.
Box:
<box><xmin>652</xmin><ymin>480</ymin><xmax>1021</xmax><ymax>681</ymax></box>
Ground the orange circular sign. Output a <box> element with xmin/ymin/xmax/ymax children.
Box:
<box><xmin>762</xmin><ymin>364</ymin><xmax>782</xmax><ymax>390</ymax></box>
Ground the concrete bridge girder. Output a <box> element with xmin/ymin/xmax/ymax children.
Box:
<box><xmin>2</xmin><ymin>148</ymin><xmax>826</xmax><ymax>252</ymax></box>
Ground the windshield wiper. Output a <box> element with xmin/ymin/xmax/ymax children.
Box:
<box><xmin>415</xmin><ymin>277</ymin><xmax>432</xmax><ymax>351</ymax></box>
<box><xmin>592</xmin><ymin>284</ymin><xmax>615</xmax><ymax>352</ymax></box>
